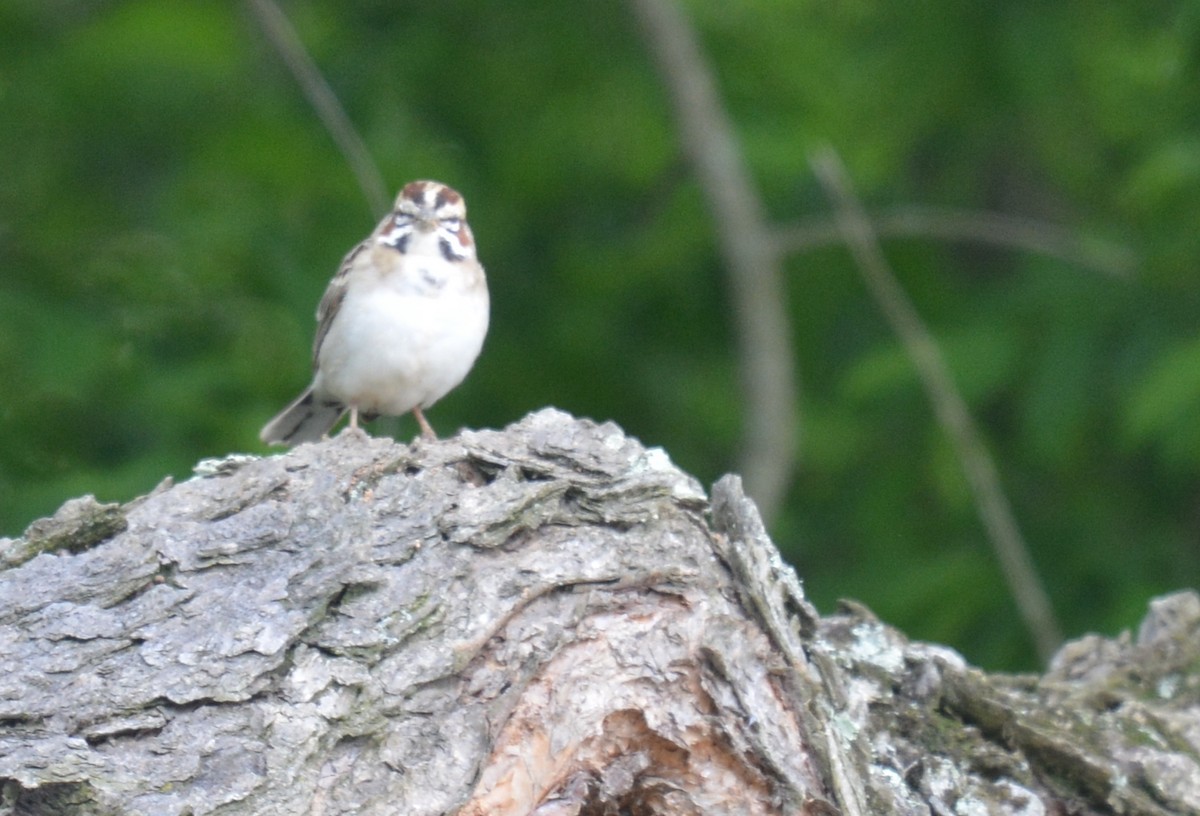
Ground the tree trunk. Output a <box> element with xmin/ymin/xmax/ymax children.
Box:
<box><xmin>1</xmin><ymin>408</ymin><xmax>1197</xmax><ymax>815</ymax></box>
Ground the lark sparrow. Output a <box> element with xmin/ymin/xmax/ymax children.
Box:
<box><xmin>260</xmin><ymin>180</ymin><xmax>489</xmax><ymax>445</ymax></box>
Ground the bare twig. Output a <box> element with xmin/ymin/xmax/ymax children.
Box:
<box><xmin>630</xmin><ymin>0</ymin><xmax>797</xmax><ymax>524</ymax></box>
<box><xmin>775</xmin><ymin>207</ymin><xmax>1136</xmax><ymax>277</ymax></box>
<box><xmin>247</xmin><ymin>0</ymin><xmax>390</xmax><ymax>218</ymax></box>
<box><xmin>810</xmin><ymin>146</ymin><xmax>1063</xmax><ymax>663</ymax></box>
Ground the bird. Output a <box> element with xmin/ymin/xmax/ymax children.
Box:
<box><xmin>260</xmin><ymin>180</ymin><xmax>489</xmax><ymax>445</ymax></box>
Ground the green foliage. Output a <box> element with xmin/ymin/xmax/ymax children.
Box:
<box><xmin>2</xmin><ymin>0</ymin><xmax>1198</xmax><ymax>669</ymax></box>
<box><xmin>1125</xmin><ymin>336</ymin><xmax>1200</xmax><ymax>466</ymax></box>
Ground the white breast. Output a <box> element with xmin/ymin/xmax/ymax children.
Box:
<box><xmin>313</xmin><ymin>256</ymin><xmax>489</xmax><ymax>416</ymax></box>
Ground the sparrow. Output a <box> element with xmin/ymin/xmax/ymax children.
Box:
<box><xmin>260</xmin><ymin>180</ymin><xmax>489</xmax><ymax>445</ymax></box>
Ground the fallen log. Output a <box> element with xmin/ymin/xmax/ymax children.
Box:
<box><xmin>1</xmin><ymin>409</ymin><xmax>1196</xmax><ymax>815</ymax></box>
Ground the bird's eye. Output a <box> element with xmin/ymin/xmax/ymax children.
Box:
<box><xmin>440</xmin><ymin>217</ymin><xmax>462</xmax><ymax>231</ymax></box>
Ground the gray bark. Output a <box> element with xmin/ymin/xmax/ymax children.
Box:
<box><xmin>1</xmin><ymin>408</ymin><xmax>1197</xmax><ymax>815</ymax></box>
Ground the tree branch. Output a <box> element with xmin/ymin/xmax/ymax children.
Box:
<box><xmin>775</xmin><ymin>206</ymin><xmax>1136</xmax><ymax>277</ymax></box>
<box><xmin>630</xmin><ymin>0</ymin><xmax>798</xmax><ymax>525</ymax></box>
<box><xmin>247</xmin><ymin>0</ymin><xmax>390</xmax><ymax>218</ymax></box>
<box><xmin>810</xmin><ymin>146</ymin><xmax>1064</xmax><ymax>663</ymax></box>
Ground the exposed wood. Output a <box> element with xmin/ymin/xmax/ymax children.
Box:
<box><xmin>1</xmin><ymin>409</ymin><xmax>1196</xmax><ymax>815</ymax></box>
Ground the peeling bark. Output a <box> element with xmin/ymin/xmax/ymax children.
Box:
<box><xmin>1</xmin><ymin>409</ymin><xmax>1197</xmax><ymax>815</ymax></box>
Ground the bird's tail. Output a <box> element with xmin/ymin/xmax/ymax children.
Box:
<box><xmin>260</xmin><ymin>387</ymin><xmax>346</xmax><ymax>446</ymax></box>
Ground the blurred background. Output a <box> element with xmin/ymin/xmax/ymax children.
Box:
<box><xmin>2</xmin><ymin>1</ymin><xmax>1198</xmax><ymax>670</ymax></box>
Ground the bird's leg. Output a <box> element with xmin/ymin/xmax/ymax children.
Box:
<box><xmin>349</xmin><ymin>405</ymin><xmax>360</xmax><ymax>431</ymax></box>
<box><xmin>413</xmin><ymin>407</ymin><xmax>437</xmax><ymax>440</ymax></box>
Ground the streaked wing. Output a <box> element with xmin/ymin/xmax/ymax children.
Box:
<box><xmin>311</xmin><ymin>242</ymin><xmax>368</xmax><ymax>369</ymax></box>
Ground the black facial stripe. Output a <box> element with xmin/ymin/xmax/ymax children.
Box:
<box><xmin>381</xmin><ymin>230</ymin><xmax>411</xmax><ymax>253</ymax></box>
<box><xmin>434</xmin><ymin>187</ymin><xmax>449</xmax><ymax>210</ymax></box>
<box><xmin>439</xmin><ymin>237</ymin><xmax>463</xmax><ymax>262</ymax></box>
